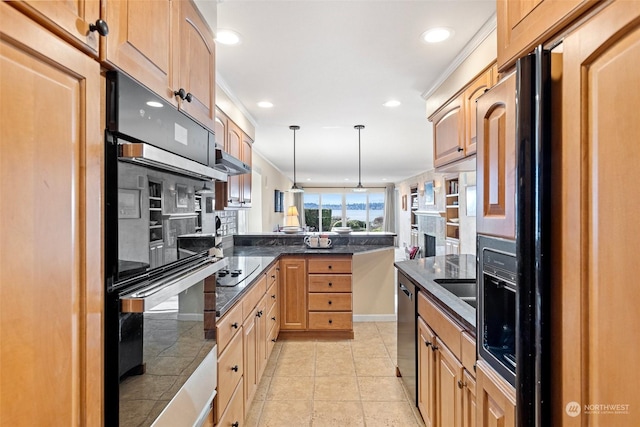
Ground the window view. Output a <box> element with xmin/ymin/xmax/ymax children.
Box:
<box><xmin>303</xmin><ymin>191</ymin><xmax>385</xmax><ymax>232</ymax></box>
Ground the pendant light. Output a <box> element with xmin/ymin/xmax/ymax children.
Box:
<box><xmin>353</xmin><ymin>125</ymin><xmax>367</xmax><ymax>192</ymax></box>
<box><xmin>289</xmin><ymin>125</ymin><xmax>304</xmax><ymax>193</ymax></box>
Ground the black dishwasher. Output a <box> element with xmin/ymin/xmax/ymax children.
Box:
<box><xmin>397</xmin><ymin>271</ymin><xmax>417</xmax><ymax>404</ymax></box>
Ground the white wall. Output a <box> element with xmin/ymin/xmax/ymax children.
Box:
<box><xmin>352</xmin><ymin>248</ymin><xmax>396</xmax><ymax>321</ymax></box>
<box><xmin>248</xmin><ymin>150</ymin><xmax>294</xmax><ymax>232</ymax></box>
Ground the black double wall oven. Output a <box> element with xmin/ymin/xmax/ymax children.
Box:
<box><xmin>104</xmin><ymin>72</ymin><xmax>228</xmax><ymax>426</ymax></box>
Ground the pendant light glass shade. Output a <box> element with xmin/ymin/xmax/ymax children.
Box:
<box><xmin>289</xmin><ymin>125</ymin><xmax>304</xmax><ymax>193</ymax></box>
<box><xmin>353</xmin><ymin>125</ymin><xmax>367</xmax><ymax>192</ymax></box>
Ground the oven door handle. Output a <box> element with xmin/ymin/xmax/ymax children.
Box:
<box><xmin>120</xmin><ymin>257</ymin><xmax>228</xmax><ymax>313</ymax></box>
<box><xmin>399</xmin><ymin>283</ymin><xmax>413</xmax><ymax>300</ymax></box>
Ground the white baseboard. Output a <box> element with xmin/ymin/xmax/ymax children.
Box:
<box><xmin>177</xmin><ymin>313</ymin><xmax>204</xmax><ymax>322</ymax></box>
<box><xmin>353</xmin><ymin>314</ymin><xmax>397</xmax><ymax>322</ymax></box>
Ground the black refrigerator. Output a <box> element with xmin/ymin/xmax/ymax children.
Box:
<box><xmin>515</xmin><ymin>45</ymin><xmax>557</xmax><ymax>427</ymax></box>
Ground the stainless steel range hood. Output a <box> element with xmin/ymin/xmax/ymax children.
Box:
<box><xmin>214</xmin><ymin>146</ymin><xmax>251</xmax><ymax>176</ymax></box>
<box><xmin>119</xmin><ymin>143</ymin><xmax>227</xmax><ymax>182</ymax></box>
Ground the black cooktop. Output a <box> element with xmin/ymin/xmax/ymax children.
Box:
<box><xmin>216</xmin><ymin>257</ymin><xmax>261</xmax><ymax>287</ymax></box>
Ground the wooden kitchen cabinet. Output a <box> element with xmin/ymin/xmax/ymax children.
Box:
<box><xmin>557</xmin><ymin>2</ymin><xmax>640</xmax><ymax>425</ymax></box>
<box><xmin>103</xmin><ymin>0</ymin><xmax>175</xmax><ymax>103</ymax></box>
<box><xmin>279</xmin><ymin>257</ymin><xmax>308</xmax><ymax>330</ymax></box>
<box><xmin>215</xmin><ymin>111</ymin><xmax>253</xmax><ymax>209</ymax></box>
<box><xmin>243</xmin><ymin>293</ymin><xmax>267</xmax><ymax>411</ymax></box>
<box><xmin>175</xmin><ymin>0</ymin><xmax>216</xmax><ymax>130</ymax></box>
<box><xmin>463</xmin><ymin>68</ymin><xmax>493</xmax><ymax>156</ymax></box>
<box><xmin>431</xmin><ymin>93</ymin><xmax>465</xmax><ymax>167</ymax></box>
<box><xmin>7</xmin><ymin>0</ymin><xmax>102</xmax><ymax>56</ymax></box>
<box><xmin>417</xmin><ymin>292</ymin><xmax>476</xmax><ymax>427</ymax></box>
<box><xmin>418</xmin><ymin>317</ymin><xmax>437</xmax><ymax>427</ymax></box>
<box><xmin>307</xmin><ymin>256</ymin><xmax>353</xmax><ymax>334</ymax></box>
<box><xmin>475</xmin><ymin>71</ymin><xmax>516</xmax><ymax>239</ymax></box>
<box><xmin>476</xmin><ymin>360</ymin><xmax>515</xmax><ymax>427</ymax></box>
<box><xmin>0</xmin><ymin>4</ymin><xmax>103</xmax><ymax>425</ymax></box>
<box><xmin>497</xmin><ymin>0</ymin><xmax>597</xmax><ymax>71</ymax></box>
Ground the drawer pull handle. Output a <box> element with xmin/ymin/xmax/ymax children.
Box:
<box><xmin>458</xmin><ymin>380</ymin><xmax>467</xmax><ymax>389</ymax></box>
<box><xmin>271</xmin><ymin>275</ymin><xmax>276</xmax><ymax>279</ymax></box>
<box><xmin>328</xmin><ymin>300</ymin><xmax>332</xmax><ymax>305</ymax></box>
<box><xmin>271</xmin><ymin>294</ymin><xmax>276</xmax><ymax>299</ymax></box>
<box><xmin>232</xmin><ymin>422</ymin><xmax>239</xmax><ymax>427</ymax></box>
<box><xmin>328</xmin><ymin>282</ymin><xmax>333</xmax><ymax>287</ymax></box>
<box><xmin>328</xmin><ymin>265</ymin><xmax>332</xmax><ymax>269</ymax></box>
<box><xmin>231</xmin><ymin>322</ymin><xmax>239</xmax><ymax>329</ymax></box>
<box><xmin>89</xmin><ymin>19</ymin><xmax>109</xmax><ymax>36</ymax></box>
<box><xmin>425</xmin><ymin>341</ymin><xmax>432</xmax><ymax>348</ymax></box>
<box><xmin>328</xmin><ymin>319</ymin><xmax>333</xmax><ymax>324</ymax></box>
<box><xmin>271</xmin><ymin>338</ymin><xmax>277</xmax><ymax>343</ymax></box>
<box><xmin>231</xmin><ymin>365</ymin><xmax>239</xmax><ymax>372</ymax></box>
<box><xmin>271</xmin><ymin>316</ymin><xmax>276</xmax><ymax>321</ymax></box>
<box><xmin>256</xmin><ymin>310</ymin><xmax>263</xmax><ymax>318</ymax></box>
<box><xmin>431</xmin><ymin>344</ymin><xmax>439</xmax><ymax>352</ymax></box>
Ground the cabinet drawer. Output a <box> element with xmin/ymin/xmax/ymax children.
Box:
<box><xmin>217</xmin><ymin>376</ymin><xmax>244</xmax><ymax>427</ymax></box>
<box><xmin>266</xmin><ymin>281</ymin><xmax>278</xmax><ymax>313</ymax></box>
<box><xmin>216</xmin><ymin>301</ymin><xmax>243</xmax><ymax>354</ymax></box>
<box><xmin>308</xmin><ymin>274</ymin><xmax>352</xmax><ymax>292</ymax></box>
<box><xmin>308</xmin><ymin>257</ymin><xmax>352</xmax><ymax>274</ymax></box>
<box><xmin>308</xmin><ymin>312</ymin><xmax>352</xmax><ymax>330</ymax></box>
<box><xmin>308</xmin><ymin>293</ymin><xmax>352</xmax><ymax>311</ymax></box>
<box><xmin>418</xmin><ymin>292</ymin><xmax>463</xmax><ymax>359</ymax></box>
<box><xmin>266</xmin><ymin>264</ymin><xmax>278</xmax><ymax>288</ymax></box>
<box><xmin>217</xmin><ymin>328</ymin><xmax>244</xmax><ymax>413</ymax></box>
<box><xmin>242</xmin><ymin>275</ymin><xmax>267</xmax><ymax>322</ymax></box>
<box><xmin>266</xmin><ymin>297</ymin><xmax>279</xmax><ymax>334</ymax></box>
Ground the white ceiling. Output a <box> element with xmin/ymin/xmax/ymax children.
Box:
<box><xmin>207</xmin><ymin>0</ymin><xmax>495</xmax><ymax>187</ymax></box>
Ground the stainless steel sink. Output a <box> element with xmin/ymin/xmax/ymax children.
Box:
<box><xmin>433</xmin><ymin>279</ymin><xmax>477</xmax><ymax>308</ymax></box>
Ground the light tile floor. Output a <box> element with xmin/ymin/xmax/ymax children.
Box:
<box><xmin>245</xmin><ymin>322</ymin><xmax>426</xmax><ymax>427</ymax></box>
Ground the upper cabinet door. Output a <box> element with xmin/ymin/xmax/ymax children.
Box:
<box><xmin>476</xmin><ymin>72</ymin><xmax>516</xmax><ymax>239</ymax></box>
<box><xmin>215</xmin><ymin>109</ymin><xmax>228</xmax><ymax>148</ymax></box>
<box><xmin>176</xmin><ymin>0</ymin><xmax>216</xmax><ymax>130</ymax></box>
<box><xmin>103</xmin><ymin>0</ymin><xmax>175</xmax><ymax>103</ymax></box>
<box><xmin>241</xmin><ymin>133</ymin><xmax>253</xmax><ymax>206</ymax></box>
<box><xmin>464</xmin><ymin>68</ymin><xmax>493</xmax><ymax>156</ymax></box>
<box><xmin>432</xmin><ymin>94</ymin><xmax>465</xmax><ymax>168</ymax></box>
<box><xmin>7</xmin><ymin>0</ymin><xmax>101</xmax><ymax>56</ymax></box>
<box><xmin>227</xmin><ymin>121</ymin><xmax>242</xmax><ymax>205</ymax></box>
<box><xmin>497</xmin><ymin>0</ymin><xmax>597</xmax><ymax>71</ymax></box>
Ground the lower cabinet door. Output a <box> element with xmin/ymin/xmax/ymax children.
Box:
<box><xmin>476</xmin><ymin>360</ymin><xmax>515</xmax><ymax>427</ymax></box>
<box><xmin>418</xmin><ymin>316</ymin><xmax>437</xmax><ymax>427</ymax></box>
<box><xmin>462</xmin><ymin>369</ymin><xmax>477</xmax><ymax>427</ymax></box>
<box><xmin>436</xmin><ymin>337</ymin><xmax>464</xmax><ymax>427</ymax></box>
<box><xmin>243</xmin><ymin>310</ymin><xmax>258</xmax><ymax>411</ymax></box>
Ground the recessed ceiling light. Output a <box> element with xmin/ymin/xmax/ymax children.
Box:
<box><xmin>421</xmin><ymin>27</ymin><xmax>454</xmax><ymax>44</ymax></box>
<box><xmin>344</xmin><ymin>178</ymin><xmax>350</xmax><ymax>181</ymax></box>
<box><xmin>216</xmin><ymin>29</ymin><xmax>241</xmax><ymax>45</ymax></box>
<box><xmin>383</xmin><ymin>100</ymin><xmax>401</xmax><ymax>107</ymax></box>
<box><xmin>257</xmin><ymin>101</ymin><xmax>273</xmax><ymax>108</ymax></box>
<box><xmin>306</xmin><ymin>178</ymin><xmax>312</xmax><ymax>181</ymax></box>
<box><xmin>382</xmin><ymin>178</ymin><xmax>388</xmax><ymax>181</ymax></box>
<box><xmin>146</xmin><ymin>101</ymin><xmax>163</xmax><ymax>108</ymax></box>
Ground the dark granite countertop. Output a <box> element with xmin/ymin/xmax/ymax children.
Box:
<box><xmin>395</xmin><ymin>254</ymin><xmax>477</xmax><ymax>333</ymax></box>
<box><xmin>215</xmin><ymin>245</ymin><xmax>396</xmax><ymax>318</ymax></box>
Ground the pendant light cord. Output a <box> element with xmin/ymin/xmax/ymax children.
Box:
<box><xmin>354</xmin><ymin>125</ymin><xmax>365</xmax><ymax>188</ymax></box>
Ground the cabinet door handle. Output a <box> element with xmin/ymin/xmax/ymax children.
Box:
<box><xmin>457</xmin><ymin>147</ymin><xmax>464</xmax><ymax>152</ymax></box>
<box><xmin>271</xmin><ymin>294</ymin><xmax>276</xmax><ymax>299</ymax></box>
<box><xmin>89</xmin><ymin>19</ymin><xmax>109</xmax><ymax>36</ymax></box>
<box><xmin>184</xmin><ymin>92</ymin><xmax>193</xmax><ymax>103</ymax></box>
<box><xmin>425</xmin><ymin>341</ymin><xmax>432</xmax><ymax>347</ymax></box>
<box><xmin>174</xmin><ymin>88</ymin><xmax>187</xmax><ymax>100</ymax></box>
<box><xmin>431</xmin><ymin>344</ymin><xmax>439</xmax><ymax>352</ymax></box>
<box><xmin>231</xmin><ymin>365</ymin><xmax>239</xmax><ymax>372</ymax></box>
<box><xmin>271</xmin><ymin>316</ymin><xmax>276</xmax><ymax>321</ymax></box>
<box><xmin>271</xmin><ymin>338</ymin><xmax>277</xmax><ymax>343</ymax></box>
<box><xmin>457</xmin><ymin>380</ymin><xmax>466</xmax><ymax>389</ymax></box>
<box><xmin>271</xmin><ymin>275</ymin><xmax>276</xmax><ymax>279</ymax></box>
<box><xmin>231</xmin><ymin>322</ymin><xmax>239</xmax><ymax>329</ymax></box>
<box><xmin>232</xmin><ymin>422</ymin><xmax>239</xmax><ymax>427</ymax></box>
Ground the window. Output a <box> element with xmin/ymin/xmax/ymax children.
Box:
<box><xmin>303</xmin><ymin>190</ymin><xmax>385</xmax><ymax>232</ymax></box>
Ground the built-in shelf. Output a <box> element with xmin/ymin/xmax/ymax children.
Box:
<box><xmin>445</xmin><ymin>178</ymin><xmax>459</xmax><ymax>240</ymax></box>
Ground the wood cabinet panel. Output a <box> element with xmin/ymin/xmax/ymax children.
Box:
<box><xmin>308</xmin><ymin>293</ymin><xmax>352</xmax><ymax>311</ymax></box>
<box><xmin>497</xmin><ymin>0</ymin><xmax>596</xmax><ymax>71</ymax></box>
<box><xmin>308</xmin><ymin>257</ymin><xmax>352</xmax><ymax>274</ymax></box>
<box><xmin>436</xmin><ymin>337</ymin><xmax>464</xmax><ymax>427</ymax></box>
<box><xmin>308</xmin><ymin>274</ymin><xmax>352</xmax><ymax>292</ymax></box>
<box><xmin>242</xmin><ymin>275</ymin><xmax>267</xmax><ymax>322</ymax></box>
<box><xmin>8</xmin><ymin>0</ymin><xmax>101</xmax><ymax>55</ymax></box>
<box><xmin>241</xmin><ymin>133</ymin><xmax>253</xmax><ymax>206</ymax></box>
<box><xmin>279</xmin><ymin>258</ymin><xmax>307</xmax><ymax>330</ymax></box>
<box><xmin>216</xmin><ymin>301</ymin><xmax>243</xmax><ymax>354</ymax></box>
<box><xmin>460</xmin><ymin>332</ymin><xmax>476</xmax><ymax>374</ymax></box>
<box><xmin>476</xmin><ymin>360</ymin><xmax>515</xmax><ymax>427</ymax></box>
<box><xmin>308</xmin><ymin>312</ymin><xmax>353</xmax><ymax>330</ymax></box>
<box><xmin>462</xmin><ymin>370</ymin><xmax>477</xmax><ymax>427</ymax></box>
<box><xmin>418</xmin><ymin>316</ymin><xmax>437</xmax><ymax>427</ymax></box>
<box><xmin>476</xmin><ymin>71</ymin><xmax>516</xmax><ymax>239</ymax></box>
<box><xmin>243</xmin><ymin>307</ymin><xmax>258</xmax><ymax>409</ymax></box>
<box><xmin>418</xmin><ymin>293</ymin><xmax>464</xmax><ymax>360</ymax></box>
<box><xmin>103</xmin><ymin>0</ymin><xmax>174</xmax><ymax>102</ymax></box>
<box><xmin>217</xmin><ymin>379</ymin><xmax>244</xmax><ymax>427</ymax></box>
<box><xmin>0</xmin><ymin>4</ymin><xmax>103</xmax><ymax>424</ymax></box>
<box><xmin>227</xmin><ymin>121</ymin><xmax>242</xmax><ymax>205</ymax></box>
<box><xmin>559</xmin><ymin>3</ymin><xmax>640</xmax><ymax>425</ymax></box>
<box><xmin>217</xmin><ymin>328</ymin><xmax>244</xmax><ymax>414</ymax></box>
<box><xmin>432</xmin><ymin>94</ymin><xmax>465</xmax><ymax>167</ymax></box>
<box><xmin>176</xmin><ymin>0</ymin><xmax>215</xmax><ymax>130</ymax></box>
<box><xmin>463</xmin><ymin>69</ymin><xmax>493</xmax><ymax>156</ymax></box>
